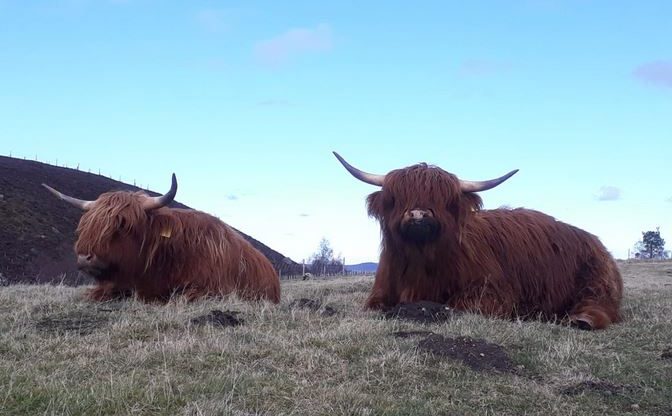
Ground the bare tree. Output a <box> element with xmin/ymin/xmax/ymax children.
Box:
<box><xmin>309</xmin><ymin>238</ymin><xmax>344</xmax><ymax>276</ymax></box>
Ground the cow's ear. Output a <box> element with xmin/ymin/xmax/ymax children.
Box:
<box><xmin>366</xmin><ymin>191</ymin><xmax>384</xmax><ymax>220</ymax></box>
<box><xmin>462</xmin><ymin>192</ymin><xmax>483</xmax><ymax>213</ymax></box>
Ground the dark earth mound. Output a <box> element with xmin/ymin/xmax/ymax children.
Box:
<box><xmin>289</xmin><ymin>298</ymin><xmax>338</xmax><ymax>316</ymax></box>
<box><xmin>418</xmin><ymin>334</ymin><xmax>515</xmax><ymax>373</ymax></box>
<box><xmin>190</xmin><ymin>310</ymin><xmax>243</xmax><ymax>327</ymax></box>
<box><xmin>0</xmin><ymin>155</ymin><xmax>302</xmax><ymax>284</ymax></box>
<box><xmin>661</xmin><ymin>347</ymin><xmax>672</xmax><ymax>359</ymax></box>
<box><xmin>560</xmin><ymin>380</ymin><xmax>635</xmax><ymax>397</ymax></box>
<box><xmin>383</xmin><ymin>301</ymin><xmax>460</xmax><ymax>323</ymax></box>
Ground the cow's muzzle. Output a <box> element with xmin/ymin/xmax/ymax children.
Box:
<box><xmin>400</xmin><ymin>209</ymin><xmax>440</xmax><ymax>244</ymax></box>
<box><xmin>77</xmin><ymin>254</ymin><xmax>112</xmax><ymax>279</ymax></box>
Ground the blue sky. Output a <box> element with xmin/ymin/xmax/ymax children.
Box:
<box><xmin>1</xmin><ymin>0</ymin><xmax>671</xmax><ymax>263</ymax></box>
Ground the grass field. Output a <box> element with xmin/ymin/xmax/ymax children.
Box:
<box><xmin>1</xmin><ymin>261</ymin><xmax>671</xmax><ymax>415</ymax></box>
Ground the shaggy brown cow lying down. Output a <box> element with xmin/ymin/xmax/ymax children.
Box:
<box><xmin>334</xmin><ymin>152</ymin><xmax>623</xmax><ymax>330</ymax></box>
<box><xmin>43</xmin><ymin>174</ymin><xmax>280</xmax><ymax>303</ymax></box>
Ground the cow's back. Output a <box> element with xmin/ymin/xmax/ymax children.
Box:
<box><xmin>469</xmin><ymin>208</ymin><xmax>620</xmax><ymax>317</ymax></box>
<box><xmin>146</xmin><ymin>208</ymin><xmax>280</xmax><ymax>302</ymax></box>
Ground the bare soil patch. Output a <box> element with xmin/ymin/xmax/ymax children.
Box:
<box><xmin>289</xmin><ymin>298</ymin><xmax>338</xmax><ymax>316</ymax></box>
<box><xmin>35</xmin><ymin>312</ymin><xmax>109</xmax><ymax>336</ymax></box>
<box><xmin>190</xmin><ymin>310</ymin><xmax>243</xmax><ymax>328</ymax></box>
<box><xmin>384</xmin><ymin>301</ymin><xmax>460</xmax><ymax>323</ymax></box>
<box><xmin>418</xmin><ymin>334</ymin><xmax>515</xmax><ymax>373</ymax></box>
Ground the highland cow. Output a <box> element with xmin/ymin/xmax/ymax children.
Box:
<box><xmin>43</xmin><ymin>174</ymin><xmax>280</xmax><ymax>303</ymax></box>
<box><xmin>334</xmin><ymin>152</ymin><xmax>623</xmax><ymax>330</ymax></box>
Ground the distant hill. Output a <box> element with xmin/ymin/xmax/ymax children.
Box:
<box><xmin>346</xmin><ymin>262</ymin><xmax>378</xmax><ymax>273</ymax></box>
<box><xmin>0</xmin><ymin>155</ymin><xmax>302</xmax><ymax>284</ymax></box>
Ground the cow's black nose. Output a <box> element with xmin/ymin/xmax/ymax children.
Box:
<box><xmin>77</xmin><ymin>254</ymin><xmax>94</xmax><ymax>267</ymax></box>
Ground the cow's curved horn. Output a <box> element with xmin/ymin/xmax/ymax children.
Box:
<box><xmin>333</xmin><ymin>152</ymin><xmax>386</xmax><ymax>187</ymax></box>
<box><xmin>459</xmin><ymin>169</ymin><xmax>519</xmax><ymax>193</ymax></box>
<box><xmin>42</xmin><ymin>184</ymin><xmax>95</xmax><ymax>211</ymax></box>
<box><xmin>142</xmin><ymin>173</ymin><xmax>178</xmax><ymax>211</ymax></box>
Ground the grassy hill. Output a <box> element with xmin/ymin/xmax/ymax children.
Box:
<box><xmin>0</xmin><ymin>261</ymin><xmax>670</xmax><ymax>415</ymax></box>
<box><xmin>0</xmin><ymin>155</ymin><xmax>302</xmax><ymax>284</ymax></box>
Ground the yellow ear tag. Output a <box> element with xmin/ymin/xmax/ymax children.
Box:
<box><xmin>160</xmin><ymin>228</ymin><xmax>172</xmax><ymax>238</ymax></box>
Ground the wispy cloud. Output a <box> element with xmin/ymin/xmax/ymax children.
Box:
<box><xmin>226</xmin><ymin>194</ymin><xmax>239</xmax><ymax>201</ymax></box>
<box><xmin>254</xmin><ymin>24</ymin><xmax>333</xmax><ymax>67</ymax></box>
<box><xmin>633</xmin><ymin>60</ymin><xmax>672</xmax><ymax>89</ymax></box>
<box><xmin>195</xmin><ymin>9</ymin><xmax>229</xmax><ymax>33</ymax></box>
<box><xmin>299</xmin><ymin>213</ymin><xmax>310</xmax><ymax>218</ymax></box>
<box><xmin>666</xmin><ymin>196</ymin><xmax>672</xmax><ymax>203</ymax></box>
<box><xmin>595</xmin><ymin>186</ymin><xmax>621</xmax><ymax>201</ymax></box>
<box><xmin>459</xmin><ymin>59</ymin><xmax>510</xmax><ymax>76</ymax></box>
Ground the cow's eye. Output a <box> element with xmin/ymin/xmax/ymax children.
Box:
<box><xmin>118</xmin><ymin>217</ymin><xmax>126</xmax><ymax>230</ymax></box>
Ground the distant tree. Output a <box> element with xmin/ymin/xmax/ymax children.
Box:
<box><xmin>634</xmin><ymin>227</ymin><xmax>666</xmax><ymax>259</ymax></box>
<box><xmin>309</xmin><ymin>238</ymin><xmax>344</xmax><ymax>276</ymax></box>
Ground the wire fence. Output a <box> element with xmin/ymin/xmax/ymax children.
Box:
<box><xmin>4</xmin><ymin>151</ymin><xmax>152</xmax><ymax>190</ymax></box>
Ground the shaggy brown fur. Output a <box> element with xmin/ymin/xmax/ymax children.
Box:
<box><xmin>72</xmin><ymin>191</ymin><xmax>280</xmax><ymax>303</ymax></box>
<box><xmin>363</xmin><ymin>164</ymin><xmax>623</xmax><ymax>330</ymax></box>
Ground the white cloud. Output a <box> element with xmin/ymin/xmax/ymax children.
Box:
<box><xmin>254</xmin><ymin>24</ymin><xmax>332</xmax><ymax>67</ymax></box>
<box><xmin>595</xmin><ymin>186</ymin><xmax>621</xmax><ymax>201</ymax></box>
<box><xmin>633</xmin><ymin>60</ymin><xmax>672</xmax><ymax>89</ymax></box>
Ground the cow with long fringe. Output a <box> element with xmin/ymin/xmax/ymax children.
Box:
<box><xmin>334</xmin><ymin>152</ymin><xmax>622</xmax><ymax>330</ymax></box>
<box><xmin>43</xmin><ymin>175</ymin><xmax>280</xmax><ymax>303</ymax></box>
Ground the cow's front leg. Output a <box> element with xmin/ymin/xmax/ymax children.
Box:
<box><xmin>85</xmin><ymin>281</ymin><xmax>132</xmax><ymax>302</ymax></box>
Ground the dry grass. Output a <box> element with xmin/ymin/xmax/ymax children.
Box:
<box><xmin>1</xmin><ymin>262</ymin><xmax>671</xmax><ymax>415</ymax></box>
